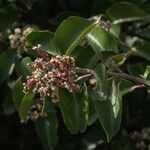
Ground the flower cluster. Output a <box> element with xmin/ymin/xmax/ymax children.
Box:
<box><xmin>27</xmin><ymin>97</ymin><xmax>46</xmax><ymax>120</ymax></box>
<box><xmin>49</xmin><ymin>55</ymin><xmax>80</xmax><ymax>92</ymax></box>
<box><xmin>9</xmin><ymin>27</ymin><xmax>35</xmax><ymax>54</ymax></box>
<box><xmin>99</xmin><ymin>20</ymin><xmax>111</xmax><ymax>29</ymax></box>
<box><xmin>128</xmin><ymin>128</ymin><xmax>150</xmax><ymax>150</ymax></box>
<box><xmin>23</xmin><ymin>45</ymin><xmax>80</xmax><ymax>102</ymax></box>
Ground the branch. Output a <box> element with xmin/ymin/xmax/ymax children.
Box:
<box><xmin>131</xmin><ymin>84</ymin><xmax>145</xmax><ymax>90</ymax></box>
<box><xmin>107</xmin><ymin>72</ymin><xmax>150</xmax><ymax>87</ymax></box>
<box><xmin>75</xmin><ymin>74</ymin><xmax>92</xmax><ymax>82</ymax></box>
<box><xmin>109</xmin><ymin>61</ymin><xmax>124</xmax><ymax>73</ymax></box>
<box><xmin>71</xmin><ymin>67</ymin><xmax>91</xmax><ymax>75</ymax></box>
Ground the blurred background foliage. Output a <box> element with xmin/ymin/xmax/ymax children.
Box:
<box><xmin>0</xmin><ymin>0</ymin><xmax>150</xmax><ymax>150</ymax></box>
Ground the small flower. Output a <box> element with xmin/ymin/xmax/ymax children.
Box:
<box><xmin>128</xmin><ymin>127</ymin><xmax>150</xmax><ymax>150</ymax></box>
<box><xmin>27</xmin><ymin>98</ymin><xmax>47</xmax><ymax>121</ymax></box>
<box><xmin>9</xmin><ymin>26</ymin><xmax>35</xmax><ymax>54</ymax></box>
<box><xmin>33</xmin><ymin>44</ymin><xmax>49</xmax><ymax>59</ymax></box>
<box><xmin>99</xmin><ymin>20</ymin><xmax>111</xmax><ymax>29</ymax></box>
<box><xmin>22</xmin><ymin>45</ymin><xmax>95</xmax><ymax>121</ymax></box>
<box><xmin>14</xmin><ymin>28</ymin><xmax>21</xmax><ymax>34</ymax></box>
<box><xmin>23</xmin><ymin>45</ymin><xmax>81</xmax><ymax>102</ymax></box>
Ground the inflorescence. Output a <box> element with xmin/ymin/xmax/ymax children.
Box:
<box><xmin>128</xmin><ymin>128</ymin><xmax>150</xmax><ymax>150</ymax></box>
<box><xmin>23</xmin><ymin>45</ymin><xmax>82</xmax><ymax>101</ymax></box>
<box><xmin>9</xmin><ymin>27</ymin><xmax>35</xmax><ymax>54</ymax></box>
<box><xmin>27</xmin><ymin>97</ymin><xmax>46</xmax><ymax>121</ymax></box>
<box><xmin>23</xmin><ymin>44</ymin><xmax>93</xmax><ymax>120</ymax></box>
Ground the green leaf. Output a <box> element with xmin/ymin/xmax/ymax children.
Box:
<box><xmin>26</xmin><ymin>31</ymin><xmax>61</xmax><ymax>55</ymax></box>
<box><xmin>101</xmin><ymin>50</ymin><xmax>134</xmax><ymax>66</ymax></box>
<box><xmin>106</xmin><ymin>2</ymin><xmax>149</xmax><ymax>24</ymax></box>
<box><xmin>109</xmin><ymin>24</ymin><xmax>121</xmax><ymax>37</ymax></box>
<box><xmin>143</xmin><ymin>66</ymin><xmax>150</xmax><ymax>80</ymax></box>
<box><xmin>119</xmin><ymin>79</ymin><xmax>134</xmax><ymax>96</ymax></box>
<box><xmin>19</xmin><ymin>90</ymin><xmax>35</xmax><ymax>122</ymax></box>
<box><xmin>89</xmin><ymin>64</ymin><xmax>122</xmax><ymax>141</ymax></box>
<box><xmin>94</xmin><ymin>83</ymin><xmax>122</xmax><ymax>142</ymax></box>
<box><xmin>3</xmin><ymin>90</ymin><xmax>15</xmax><ymax>115</ymax></box>
<box><xmin>12</xmin><ymin>77</ymin><xmax>24</xmax><ymax>111</ymax></box>
<box><xmin>0</xmin><ymin>49</ymin><xmax>16</xmax><ymax>83</ymax></box>
<box><xmin>89</xmin><ymin>64</ymin><xmax>108</xmax><ymax>100</ymax></box>
<box><xmin>59</xmin><ymin>85</ymin><xmax>89</xmax><ymax>134</ymax></box>
<box><xmin>15</xmin><ymin>57</ymin><xmax>32</xmax><ymax>77</ymax></box>
<box><xmin>0</xmin><ymin>6</ymin><xmax>18</xmax><ymax>31</ymax></box>
<box><xmin>72</xmin><ymin>45</ymin><xmax>99</xmax><ymax>69</ymax></box>
<box><xmin>49</xmin><ymin>11</ymin><xmax>79</xmax><ymax>25</ymax></box>
<box><xmin>135</xmin><ymin>41</ymin><xmax>150</xmax><ymax>62</ymax></box>
<box><xmin>86</xmin><ymin>27</ymin><xmax>118</xmax><ymax>59</ymax></box>
<box><xmin>35</xmin><ymin>97</ymin><xmax>58</xmax><ymax>150</ymax></box>
<box><xmin>88</xmin><ymin>97</ymin><xmax>98</xmax><ymax>126</ymax></box>
<box><xmin>54</xmin><ymin>16</ymin><xmax>98</xmax><ymax>55</ymax></box>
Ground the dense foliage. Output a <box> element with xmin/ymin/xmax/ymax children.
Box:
<box><xmin>0</xmin><ymin>0</ymin><xmax>150</xmax><ymax>150</ymax></box>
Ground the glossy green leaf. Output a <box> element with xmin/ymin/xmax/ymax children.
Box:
<box><xmin>143</xmin><ymin>66</ymin><xmax>150</xmax><ymax>80</ymax></box>
<box><xmin>119</xmin><ymin>79</ymin><xmax>134</xmax><ymax>96</ymax></box>
<box><xmin>86</xmin><ymin>27</ymin><xmax>118</xmax><ymax>59</ymax></box>
<box><xmin>100</xmin><ymin>51</ymin><xmax>116</xmax><ymax>64</ymax></box>
<box><xmin>102</xmin><ymin>51</ymin><xmax>133</xmax><ymax>66</ymax></box>
<box><xmin>0</xmin><ymin>49</ymin><xmax>16</xmax><ymax>83</ymax></box>
<box><xmin>88</xmin><ymin>97</ymin><xmax>98</xmax><ymax>126</ymax></box>
<box><xmin>59</xmin><ymin>85</ymin><xmax>89</xmax><ymax>134</ymax></box>
<box><xmin>135</xmin><ymin>41</ymin><xmax>150</xmax><ymax>62</ymax></box>
<box><xmin>54</xmin><ymin>16</ymin><xmax>98</xmax><ymax>55</ymax></box>
<box><xmin>19</xmin><ymin>90</ymin><xmax>35</xmax><ymax>122</ymax></box>
<box><xmin>35</xmin><ymin>97</ymin><xmax>58</xmax><ymax>150</ymax></box>
<box><xmin>49</xmin><ymin>11</ymin><xmax>79</xmax><ymax>25</ymax></box>
<box><xmin>89</xmin><ymin>64</ymin><xmax>122</xmax><ymax>141</ymax></box>
<box><xmin>26</xmin><ymin>31</ymin><xmax>61</xmax><ymax>54</ymax></box>
<box><xmin>12</xmin><ymin>77</ymin><xmax>24</xmax><ymax>111</ymax></box>
<box><xmin>89</xmin><ymin>64</ymin><xmax>108</xmax><ymax>100</ymax></box>
<box><xmin>106</xmin><ymin>2</ymin><xmax>149</xmax><ymax>24</ymax></box>
<box><xmin>94</xmin><ymin>83</ymin><xmax>122</xmax><ymax>142</ymax></box>
<box><xmin>109</xmin><ymin>24</ymin><xmax>121</xmax><ymax>37</ymax></box>
<box><xmin>71</xmin><ymin>45</ymin><xmax>99</xmax><ymax>69</ymax></box>
<box><xmin>15</xmin><ymin>57</ymin><xmax>32</xmax><ymax>77</ymax></box>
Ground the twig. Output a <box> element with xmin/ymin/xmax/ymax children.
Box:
<box><xmin>71</xmin><ymin>67</ymin><xmax>91</xmax><ymax>75</ymax></box>
<box><xmin>115</xmin><ymin>36</ymin><xmax>131</xmax><ymax>50</ymax></box>
<box><xmin>107</xmin><ymin>72</ymin><xmax>150</xmax><ymax>87</ymax></box>
<box><xmin>75</xmin><ymin>74</ymin><xmax>92</xmax><ymax>82</ymax></box>
<box><xmin>109</xmin><ymin>61</ymin><xmax>124</xmax><ymax>73</ymax></box>
<box><xmin>131</xmin><ymin>84</ymin><xmax>145</xmax><ymax>90</ymax></box>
